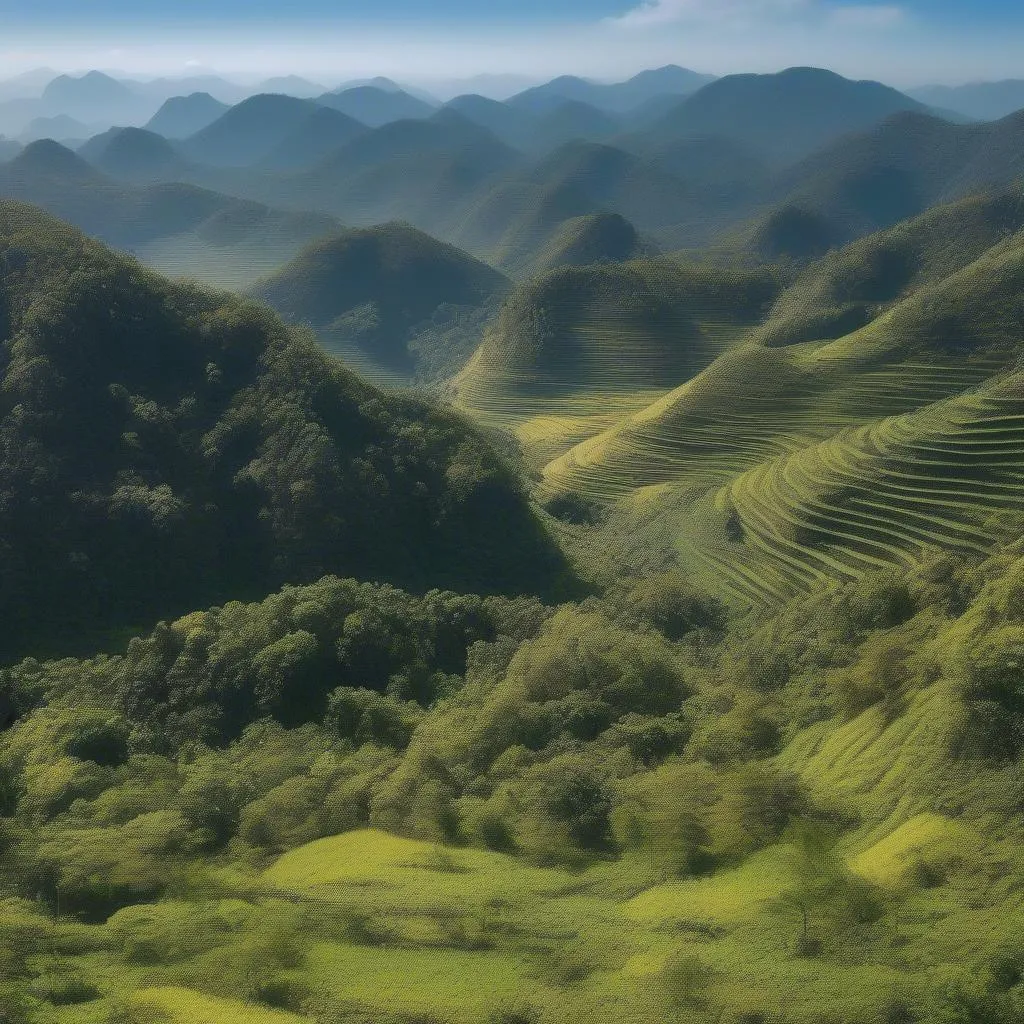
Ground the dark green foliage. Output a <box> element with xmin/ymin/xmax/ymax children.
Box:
<box><xmin>251</xmin><ymin>222</ymin><xmax>508</xmax><ymax>375</ymax></box>
<box><xmin>959</xmin><ymin>628</ymin><xmax>1024</xmax><ymax>758</ymax></box>
<box><xmin>0</xmin><ymin>203</ymin><xmax>565</xmax><ymax>660</ymax></box>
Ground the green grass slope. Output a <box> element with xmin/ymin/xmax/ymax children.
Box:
<box><xmin>531</xmin><ymin>212</ymin><xmax>649</xmax><ymax>274</ymax></box>
<box><xmin>453</xmin><ymin>259</ymin><xmax>779</xmax><ymax>468</ymax></box>
<box><xmin>546</xmin><ymin>198</ymin><xmax>1024</xmax><ymax>603</ymax></box>
<box><xmin>1</xmin><ymin>547</ymin><xmax>1022</xmax><ymax>1024</ymax></box>
<box><xmin>0</xmin><ymin>202</ymin><xmax>566</xmax><ymax>659</ymax></box>
<box><xmin>250</xmin><ymin>222</ymin><xmax>509</xmax><ymax>380</ymax></box>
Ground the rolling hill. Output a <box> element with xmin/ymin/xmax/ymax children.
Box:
<box><xmin>318</xmin><ymin>85</ymin><xmax>436</xmax><ymax>126</ymax></box>
<box><xmin>508</xmin><ymin>65</ymin><xmax>715</xmax><ymax>114</ymax></box>
<box><xmin>538</xmin><ymin>192</ymin><xmax>1024</xmax><ymax>604</ymax></box>
<box><xmin>78</xmin><ymin>126</ymin><xmax>189</xmax><ymax>183</ymax></box>
<box><xmin>734</xmin><ymin>108</ymin><xmax>1024</xmax><ymax>256</ymax></box>
<box><xmin>145</xmin><ymin>92</ymin><xmax>230</xmax><ymax>139</ymax></box>
<box><xmin>0</xmin><ymin>140</ymin><xmax>340</xmax><ymax>287</ymax></box>
<box><xmin>0</xmin><ymin>201</ymin><xmax>565</xmax><ymax>658</ymax></box>
<box><xmin>442</xmin><ymin>93</ymin><xmax>536</xmax><ymax>148</ymax></box>
<box><xmin>632</xmin><ymin>67</ymin><xmax>930</xmax><ymax>166</ymax></box>
<box><xmin>258</xmin><ymin>105</ymin><xmax>368</xmax><ymax>171</ymax></box>
<box><xmin>251</xmin><ymin>222</ymin><xmax>509</xmax><ymax>380</ymax></box>
<box><xmin>264</xmin><ymin>112</ymin><xmax>522</xmax><ymax>233</ymax></box>
<box><xmin>180</xmin><ymin>93</ymin><xmax>330</xmax><ymax>167</ymax></box>
<box><xmin>453</xmin><ymin>259</ymin><xmax>780</xmax><ymax>468</ymax></box>
<box><xmin>40</xmin><ymin>69</ymin><xmax>156</xmax><ymax>125</ymax></box>
<box><xmin>531</xmin><ymin>212</ymin><xmax>650</xmax><ymax>274</ymax></box>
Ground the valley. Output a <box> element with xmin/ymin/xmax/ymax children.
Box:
<box><xmin>0</xmin><ymin>49</ymin><xmax>1022</xmax><ymax>1024</ymax></box>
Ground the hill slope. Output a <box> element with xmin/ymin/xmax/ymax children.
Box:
<box><xmin>453</xmin><ymin>259</ymin><xmax>780</xmax><ymax>467</ymax></box>
<box><xmin>181</xmin><ymin>94</ymin><xmax>325</xmax><ymax>167</ymax></box>
<box><xmin>251</xmin><ymin>223</ymin><xmax>509</xmax><ymax>379</ymax></box>
<box><xmin>145</xmin><ymin>92</ymin><xmax>230</xmax><ymax>138</ymax></box>
<box><xmin>0</xmin><ymin>203</ymin><xmax>565</xmax><ymax>658</ymax></box>
<box><xmin>733</xmin><ymin>109</ymin><xmax>1024</xmax><ymax>257</ymax></box>
<box><xmin>508</xmin><ymin>66</ymin><xmax>714</xmax><ymax>114</ymax></box>
<box><xmin>635</xmin><ymin>67</ymin><xmax>929</xmax><ymax>165</ymax></box>
<box><xmin>0</xmin><ymin>141</ymin><xmax>340</xmax><ymax>287</ymax></box>
<box><xmin>78</xmin><ymin>126</ymin><xmax>188</xmax><ymax>183</ymax></box>
<box><xmin>318</xmin><ymin>85</ymin><xmax>436</xmax><ymax>126</ymax></box>
<box><xmin>542</xmin><ymin>194</ymin><xmax>1024</xmax><ymax>602</ymax></box>
<box><xmin>911</xmin><ymin>79</ymin><xmax>1024</xmax><ymax>120</ymax></box>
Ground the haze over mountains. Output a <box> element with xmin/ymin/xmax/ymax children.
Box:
<box><xmin>5</xmin><ymin>44</ymin><xmax>1024</xmax><ymax>1024</ymax></box>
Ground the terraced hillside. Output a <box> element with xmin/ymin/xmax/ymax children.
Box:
<box><xmin>452</xmin><ymin>260</ymin><xmax>780</xmax><ymax>468</ymax></box>
<box><xmin>531</xmin><ymin>197</ymin><xmax>1024</xmax><ymax>604</ymax></box>
<box><xmin>707</xmin><ymin>377</ymin><xmax>1024</xmax><ymax>604</ymax></box>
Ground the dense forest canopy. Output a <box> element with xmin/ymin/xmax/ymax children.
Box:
<box><xmin>0</xmin><ymin>202</ymin><xmax>566</xmax><ymax>660</ymax></box>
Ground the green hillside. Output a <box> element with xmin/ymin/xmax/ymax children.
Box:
<box><xmin>453</xmin><ymin>259</ymin><xmax>779</xmax><ymax>468</ymax></box>
<box><xmin>0</xmin><ymin>202</ymin><xmax>565</xmax><ymax>659</ymax></box>
<box><xmin>531</xmin><ymin>212</ymin><xmax>649</xmax><ymax>274</ymax></box>
<box><xmin>0</xmin><ymin>540</ymin><xmax>1021</xmax><ymax>1024</ymax></box>
<box><xmin>250</xmin><ymin>222</ymin><xmax>509</xmax><ymax>381</ymax></box>
<box><xmin>539</xmin><ymin>194</ymin><xmax>1024</xmax><ymax>605</ymax></box>
<box><xmin>3</xmin><ymin>57</ymin><xmax>1024</xmax><ymax>1024</ymax></box>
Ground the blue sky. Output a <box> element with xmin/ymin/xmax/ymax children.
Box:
<box><xmin>0</xmin><ymin>0</ymin><xmax>1020</xmax><ymax>86</ymax></box>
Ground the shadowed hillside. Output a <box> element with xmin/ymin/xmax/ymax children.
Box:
<box><xmin>78</xmin><ymin>126</ymin><xmax>189</xmax><ymax>183</ymax></box>
<box><xmin>632</xmin><ymin>67</ymin><xmax>929</xmax><ymax>165</ymax></box>
<box><xmin>0</xmin><ymin>203</ymin><xmax>566</xmax><ymax>657</ymax></box>
<box><xmin>734</xmin><ymin>109</ymin><xmax>1024</xmax><ymax>257</ymax></box>
<box><xmin>181</xmin><ymin>94</ymin><xmax>344</xmax><ymax>167</ymax></box>
<box><xmin>251</xmin><ymin>222</ymin><xmax>509</xmax><ymax>380</ymax></box>
<box><xmin>318</xmin><ymin>85</ymin><xmax>436</xmax><ymax>126</ymax></box>
<box><xmin>145</xmin><ymin>92</ymin><xmax>230</xmax><ymax>139</ymax></box>
<box><xmin>0</xmin><ymin>141</ymin><xmax>341</xmax><ymax>287</ymax></box>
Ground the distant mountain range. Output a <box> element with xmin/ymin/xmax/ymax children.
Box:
<box><xmin>8</xmin><ymin>63</ymin><xmax>1024</xmax><ymax>290</ymax></box>
<box><xmin>910</xmin><ymin>80</ymin><xmax>1024</xmax><ymax>121</ymax></box>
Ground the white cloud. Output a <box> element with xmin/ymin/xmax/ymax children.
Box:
<box><xmin>607</xmin><ymin>0</ymin><xmax>903</xmax><ymax>30</ymax></box>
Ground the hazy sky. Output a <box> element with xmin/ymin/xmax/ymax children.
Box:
<box><xmin>0</xmin><ymin>0</ymin><xmax>1020</xmax><ymax>87</ymax></box>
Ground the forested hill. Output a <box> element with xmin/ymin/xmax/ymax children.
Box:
<box><xmin>0</xmin><ymin>202</ymin><xmax>567</xmax><ymax>660</ymax></box>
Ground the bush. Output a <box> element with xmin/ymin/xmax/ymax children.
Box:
<box><xmin>65</xmin><ymin>719</ymin><xmax>130</xmax><ymax>767</ymax></box>
<box><xmin>32</xmin><ymin>973</ymin><xmax>100</xmax><ymax>1005</ymax></box>
<box><xmin>959</xmin><ymin>626</ymin><xmax>1024</xmax><ymax>758</ymax></box>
